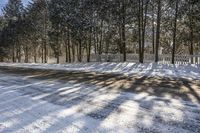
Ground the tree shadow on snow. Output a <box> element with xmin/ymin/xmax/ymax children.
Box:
<box><xmin>0</xmin><ymin>66</ymin><xmax>200</xmax><ymax>132</ymax></box>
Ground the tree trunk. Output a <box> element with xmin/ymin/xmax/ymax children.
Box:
<box><xmin>172</xmin><ymin>0</ymin><xmax>179</xmax><ymax>64</ymax></box>
<box><xmin>94</xmin><ymin>26</ymin><xmax>97</xmax><ymax>54</ymax></box>
<box><xmin>72</xmin><ymin>41</ymin><xmax>75</xmax><ymax>62</ymax></box>
<box><xmin>41</xmin><ymin>43</ymin><xmax>44</xmax><ymax>63</ymax></box>
<box><xmin>106</xmin><ymin>11</ymin><xmax>111</xmax><ymax>55</ymax></box>
<box><xmin>12</xmin><ymin>45</ymin><xmax>15</xmax><ymax>63</ymax></box>
<box><xmin>68</xmin><ymin>30</ymin><xmax>71</xmax><ymax>63</ymax></box>
<box><xmin>99</xmin><ymin>20</ymin><xmax>103</xmax><ymax>55</ymax></box>
<box><xmin>141</xmin><ymin>0</ymin><xmax>149</xmax><ymax>63</ymax></box>
<box><xmin>155</xmin><ymin>0</ymin><xmax>161</xmax><ymax>62</ymax></box>
<box><xmin>95</xmin><ymin>26</ymin><xmax>99</xmax><ymax>55</ymax></box>
<box><xmin>56</xmin><ymin>29</ymin><xmax>60</xmax><ymax>64</ymax></box>
<box><xmin>34</xmin><ymin>46</ymin><xmax>37</xmax><ymax>63</ymax></box>
<box><xmin>65</xmin><ymin>41</ymin><xmax>68</xmax><ymax>63</ymax></box>
<box><xmin>138</xmin><ymin>0</ymin><xmax>142</xmax><ymax>63</ymax></box>
<box><xmin>140</xmin><ymin>0</ymin><xmax>144</xmax><ymax>63</ymax></box>
<box><xmin>18</xmin><ymin>45</ymin><xmax>21</xmax><ymax>63</ymax></box>
<box><xmin>44</xmin><ymin>42</ymin><xmax>47</xmax><ymax>63</ymax></box>
<box><xmin>119</xmin><ymin>26</ymin><xmax>123</xmax><ymax>54</ymax></box>
<box><xmin>65</xmin><ymin>29</ymin><xmax>70</xmax><ymax>63</ymax></box>
<box><xmin>16</xmin><ymin>45</ymin><xmax>20</xmax><ymax>63</ymax></box>
<box><xmin>190</xmin><ymin>28</ymin><xmax>194</xmax><ymax>64</ymax></box>
<box><xmin>56</xmin><ymin>54</ymin><xmax>59</xmax><ymax>64</ymax></box>
<box><xmin>44</xmin><ymin>6</ymin><xmax>48</xmax><ymax>63</ymax></box>
<box><xmin>79</xmin><ymin>40</ymin><xmax>82</xmax><ymax>62</ymax></box>
<box><xmin>152</xmin><ymin>3</ymin><xmax>155</xmax><ymax>54</ymax></box>
<box><xmin>122</xmin><ymin>0</ymin><xmax>126</xmax><ymax>62</ymax></box>
<box><xmin>189</xmin><ymin>4</ymin><xmax>194</xmax><ymax>64</ymax></box>
<box><xmin>25</xmin><ymin>45</ymin><xmax>29</xmax><ymax>63</ymax></box>
<box><xmin>87</xmin><ymin>29</ymin><xmax>92</xmax><ymax>62</ymax></box>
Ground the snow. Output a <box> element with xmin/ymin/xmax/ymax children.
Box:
<box><xmin>0</xmin><ymin>70</ymin><xmax>200</xmax><ymax>133</ymax></box>
<box><xmin>0</xmin><ymin>62</ymin><xmax>200</xmax><ymax>80</ymax></box>
<box><xmin>0</xmin><ymin>63</ymin><xmax>200</xmax><ymax>132</ymax></box>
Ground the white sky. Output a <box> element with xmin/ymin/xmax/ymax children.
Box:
<box><xmin>0</xmin><ymin>0</ymin><xmax>30</xmax><ymax>15</ymax></box>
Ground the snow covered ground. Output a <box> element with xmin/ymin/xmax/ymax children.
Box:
<box><xmin>0</xmin><ymin>66</ymin><xmax>200</xmax><ymax>133</ymax></box>
<box><xmin>0</xmin><ymin>62</ymin><xmax>200</xmax><ymax>79</ymax></box>
<box><xmin>0</xmin><ymin>63</ymin><xmax>200</xmax><ymax>132</ymax></box>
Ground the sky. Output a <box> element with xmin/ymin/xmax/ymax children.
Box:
<box><xmin>0</xmin><ymin>0</ymin><xmax>30</xmax><ymax>15</ymax></box>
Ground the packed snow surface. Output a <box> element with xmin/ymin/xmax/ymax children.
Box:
<box><xmin>0</xmin><ymin>69</ymin><xmax>200</xmax><ymax>133</ymax></box>
<box><xmin>0</xmin><ymin>62</ymin><xmax>200</xmax><ymax>79</ymax></box>
<box><xmin>0</xmin><ymin>63</ymin><xmax>200</xmax><ymax>132</ymax></box>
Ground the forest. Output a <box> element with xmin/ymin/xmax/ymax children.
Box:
<box><xmin>0</xmin><ymin>0</ymin><xmax>199</xmax><ymax>64</ymax></box>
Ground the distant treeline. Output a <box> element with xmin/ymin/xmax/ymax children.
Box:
<box><xmin>0</xmin><ymin>0</ymin><xmax>199</xmax><ymax>63</ymax></box>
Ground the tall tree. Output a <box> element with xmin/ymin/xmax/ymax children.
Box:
<box><xmin>171</xmin><ymin>0</ymin><xmax>179</xmax><ymax>64</ymax></box>
<box><xmin>3</xmin><ymin>0</ymin><xmax>24</xmax><ymax>62</ymax></box>
<box><xmin>155</xmin><ymin>0</ymin><xmax>161</xmax><ymax>62</ymax></box>
<box><xmin>0</xmin><ymin>0</ymin><xmax>200</xmax><ymax>64</ymax></box>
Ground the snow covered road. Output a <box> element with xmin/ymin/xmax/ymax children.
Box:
<box><xmin>0</xmin><ymin>67</ymin><xmax>200</xmax><ymax>133</ymax></box>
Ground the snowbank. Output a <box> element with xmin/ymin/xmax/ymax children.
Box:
<box><xmin>0</xmin><ymin>62</ymin><xmax>200</xmax><ymax>80</ymax></box>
